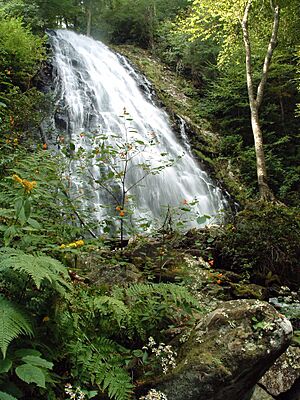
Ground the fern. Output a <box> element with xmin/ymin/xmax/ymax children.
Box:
<box><xmin>112</xmin><ymin>283</ymin><xmax>199</xmax><ymax>339</ymax></box>
<box><xmin>0</xmin><ymin>296</ymin><xmax>33</xmax><ymax>358</ymax></box>
<box><xmin>114</xmin><ymin>282</ymin><xmax>199</xmax><ymax>307</ymax></box>
<box><xmin>0</xmin><ymin>247</ymin><xmax>70</xmax><ymax>294</ymax></box>
<box><xmin>101</xmin><ymin>365</ymin><xmax>133</xmax><ymax>400</ymax></box>
<box><xmin>93</xmin><ymin>296</ymin><xmax>130</xmax><ymax>326</ymax></box>
<box><xmin>69</xmin><ymin>336</ymin><xmax>133</xmax><ymax>400</ymax></box>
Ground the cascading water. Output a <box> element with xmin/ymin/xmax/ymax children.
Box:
<box><xmin>48</xmin><ymin>29</ymin><xmax>226</xmax><ymax>230</ymax></box>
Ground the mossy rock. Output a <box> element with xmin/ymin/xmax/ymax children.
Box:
<box><xmin>230</xmin><ymin>283</ymin><xmax>268</xmax><ymax>300</ymax></box>
<box><xmin>148</xmin><ymin>300</ymin><xmax>293</xmax><ymax>400</ymax></box>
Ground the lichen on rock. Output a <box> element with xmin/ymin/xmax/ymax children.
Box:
<box><xmin>152</xmin><ymin>300</ymin><xmax>293</xmax><ymax>400</ymax></box>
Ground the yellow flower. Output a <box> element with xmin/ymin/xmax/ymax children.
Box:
<box><xmin>12</xmin><ymin>174</ymin><xmax>23</xmax><ymax>184</ymax></box>
<box><xmin>22</xmin><ymin>179</ymin><xmax>37</xmax><ymax>193</ymax></box>
<box><xmin>12</xmin><ymin>174</ymin><xmax>37</xmax><ymax>193</ymax></box>
<box><xmin>59</xmin><ymin>240</ymin><xmax>84</xmax><ymax>249</ymax></box>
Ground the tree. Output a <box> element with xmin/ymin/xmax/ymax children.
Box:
<box><xmin>179</xmin><ymin>0</ymin><xmax>286</xmax><ymax>200</ymax></box>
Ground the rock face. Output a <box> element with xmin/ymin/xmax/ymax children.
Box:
<box><xmin>259</xmin><ymin>346</ymin><xmax>300</xmax><ymax>398</ymax></box>
<box><xmin>154</xmin><ymin>300</ymin><xmax>292</xmax><ymax>400</ymax></box>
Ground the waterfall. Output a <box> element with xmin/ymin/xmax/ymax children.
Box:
<box><xmin>48</xmin><ymin>29</ymin><xmax>226</xmax><ymax>230</ymax></box>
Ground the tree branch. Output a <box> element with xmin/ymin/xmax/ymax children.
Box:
<box><xmin>241</xmin><ymin>0</ymin><xmax>256</xmax><ymax>110</ymax></box>
<box><xmin>256</xmin><ymin>3</ymin><xmax>280</xmax><ymax>110</ymax></box>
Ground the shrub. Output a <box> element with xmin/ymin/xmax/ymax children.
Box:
<box><xmin>214</xmin><ymin>203</ymin><xmax>300</xmax><ymax>288</ymax></box>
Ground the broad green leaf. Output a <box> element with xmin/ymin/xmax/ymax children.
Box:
<box><xmin>14</xmin><ymin>198</ymin><xmax>23</xmax><ymax>217</ymax></box>
<box><xmin>0</xmin><ymin>391</ymin><xmax>17</xmax><ymax>400</ymax></box>
<box><xmin>0</xmin><ymin>358</ymin><xmax>12</xmax><ymax>373</ymax></box>
<box><xmin>23</xmin><ymin>199</ymin><xmax>31</xmax><ymax>220</ymax></box>
<box><xmin>14</xmin><ymin>348</ymin><xmax>41</xmax><ymax>358</ymax></box>
<box><xmin>21</xmin><ymin>355</ymin><xmax>53</xmax><ymax>370</ymax></box>
<box><xmin>197</xmin><ymin>215</ymin><xmax>210</xmax><ymax>224</ymax></box>
<box><xmin>15</xmin><ymin>364</ymin><xmax>46</xmax><ymax>388</ymax></box>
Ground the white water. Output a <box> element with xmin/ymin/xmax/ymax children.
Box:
<box><xmin>50</xmin><ymin>29</ymin><xmax>226</xmax><ymax>228</ymax></box>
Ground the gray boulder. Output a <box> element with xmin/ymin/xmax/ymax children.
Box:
<box><xmin>154</xmin><ymin>300</ymin><xmax>292</xmax><ymax>400</ymax></box>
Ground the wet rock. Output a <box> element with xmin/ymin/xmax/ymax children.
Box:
<box><xmin>259</xmin><ymin>346</ymin><xmax>300</xmax><ymax>398</ymax></box>
<box><xmin>250</xmin><ymin>385</ymin><xmax>273</xmax><ymax>400</ymax></box>
<box><xmin>153</xmin><ymin>300</ymin><xmax>292</xmax><ymax>400</ymax></box>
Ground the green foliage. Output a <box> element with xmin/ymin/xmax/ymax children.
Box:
<box><xmin>0</xmin><ymin>247</ymin><xmax>70</xmax><ymax>293</ymax></box>
<box><xmin>0</xmin><ymin>348</ymin><xmax>54</xmax><ymax>397</ymax></box>
<box><xmin>0</xmin><ymin>15</ymin><xmax>45</xmax><ymax>88</ymax></box>
<box><xmin>0</xmin><ymin>296</ymin><xmax>33</xmax><ymax>358</ymax></box>
<box><xmin>214</xmin><ymin>203</ymin><xmax>300</xmax><ymax>287</ymax></box>
<box><xmin>0</xmin><ymin>391</ymin><xmax>17</xmax><ymax>400</ymax></box>
<box><xmin>55</xmin><ymin>280</ymin><xmax>198</xmax><ymax>399</ymax></box>
<box><xmin>0</xmin><ymin>147</ymin><xmax>92</xmax><ymax>250</ymax></box>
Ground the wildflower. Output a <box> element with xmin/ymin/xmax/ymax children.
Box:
<box><xmin>143</xmin><ymin>337</ymin><xmax>177</xmax><ymax>374</ymax></box>
<box><xmin>65</xmin><ymin>383</ymin><xmax>86</xmax><ymax>400</ymax></box>
<box><xmin>116</xmin><ymin>206</ymin><xmax>121</xmax><ymax>211</ymax></box>
<box><xmin>217</xmin><ymin>273</ymin><xmax>223</xmax><ymax>278</ymax></box>
<box><xmin>59</xmin><ymin>240</ymin><xmax>84</xmax><ymax>249</ymax></box>
<box><xmin>42</xmin><ymin>316</ymin><xmax>50</xmax><ymax>322</ymax></box>
<box><xmin>140</xmin><ymin>389</ymin><xmax>168</xmax><ymax>400</ymax></box>
<box><xmin>12</xmin><ymin>174</ymin><xmax>23</xmax><ymax>184</ymax></box>
<box><xmin>22</xmin><ymin>179</ymin><xmax>37</xmax><ymax>193</ymax></box>
<box><xmin>12</xmin><ymin>174</ymin><xmax>37</xmax><ymax>193</ymax></box>
<box><xmin>216</xmin><ymin>279</ymin><xmax>222</xmax><ymax>285</ymax></box>
<box><xmin>42</xmin><ymin>143</ymin><xmax>48</xmax><ymax>150</ymax></box>
<box><xmin>119</xmin><ymin>210</ymin><xmax>125</xmax><ymax>217</ymax></box>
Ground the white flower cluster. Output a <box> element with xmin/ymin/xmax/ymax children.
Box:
<box><xmin>65</xmin><ymin>383</ymin><xmax>86</xmax><ymax>400</ymax></box>
<box><xmin>143</xmin><ymin>337</ymin><xmax>177</xmax><ymax>374</ymax></box>
<box><xmin>139</xmin><ymin>389</ymin><xmax>168</xmax><ymax>400</ymax></box>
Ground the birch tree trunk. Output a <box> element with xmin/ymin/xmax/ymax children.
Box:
<box><xmin>241</xmin><ymin>0</ymin><xmax>280</xmax><ymax>201</ymax></box>
<box><xmin>86</xmin><ymin>4</ymin><xmax>92</xmax><ymax>36</ymax></box>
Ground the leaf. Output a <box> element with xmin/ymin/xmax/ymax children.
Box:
<box><xmin>69</xmin><ymin>142</ymin><xmax>75</xmax><ymax>151</ymax></box>
<box><xmin>14</xmin><ymin>348</ymin><xmax>41</xmax><ymax>358</ymax></box>
<box><xmin>0</xmin><ymin>391</ymin><xmax>17</xmax><ymax>400</ymax></box>
<box><xmin>0</xmin><ymin>296</ymin><xmax>33</xmax><ymax>358</ymax></box>
<box><xmin>15</xmin><ymin>364</ymin><xmax>46</xmax><ymax>388</ymax></box>
<box><xmin>3</xmin><ymin>226</ymin><xmax>18</xmax><ymax>246</ymax></box>
<box><xmin>197</xmin><ymin>215</ymin><xmax>211</xmax><ymax>225</ymax></box>
<box><xmin>0</xmin><ymin>358</ymin><xmax>12</xmax><ymax>373</ymax></box>
<box><xmin>21</xmin><ymin>355</ymin><xmax>53</xmax><ymax>370</ymax></box>
<box><xmin>27</xmin><ymin>218</ymin><xmax>41</xmax><ymax>229</ymax></box>
<box><xmin>14</xmin><ymin>198</ymin><xmax>23</xmax><ymax>217</ymax></box>
<box><xmin>86</xmin><ymin>391</ymin><xmax>98</xmax><ymax>399</ymax></box>
<box><xmin>23</xmin><ymin>199</ymin><xmax>31</xmax><ymax>220</ymax></box>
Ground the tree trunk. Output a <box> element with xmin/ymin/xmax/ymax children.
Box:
<box><xmin>241</xmin><ymin>0</ymin><xmax>279</xmax><ymax>201</ymax></box>
<box><xmin>86</xmin><ymin>6</ymin><xmax>92</xmax><ymax>36</ymax></box>
<box><xmin>251</xmin><ymin>110</ymin><xmax>274</xmax><ymax>200</ymax></box>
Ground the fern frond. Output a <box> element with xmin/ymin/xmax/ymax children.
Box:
<box><xmin>0</xmin><ymin>296</ymin><xmax>33</xmax><ymax>358</ymax></box>
<box><xmin>100</xmin><ymin>365</ymin><xmax>133</xmax><ymax>400</ymax></box>
<box><xmin>0</xmin><ymin>248</ymin><xmax>70</xmax><ymax>294</ymax></box>
<box><xmin>93</xmin><ymin>296</ymin><xmax>130</xmax><ymax>326</ymax></box>
<box><xmin>115</xmin><ymin>282</ymin><xmax>199</xmax><ymax>308</ymax></box>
